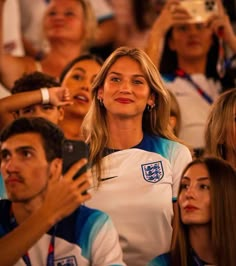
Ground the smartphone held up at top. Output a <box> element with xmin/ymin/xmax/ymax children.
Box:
<box><xmin>180</xmin><ymin>0</ymin><xmax>218</xmax><ymax>22</ymax></box>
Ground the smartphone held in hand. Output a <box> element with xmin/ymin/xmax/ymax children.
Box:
<box><xmin>180</xmin><ymin>0</ymin><xmax>218</xmax><ymax>22</ymax></box>
<box><xmin>62</xmin><ymin>139</ymin><xmax>89</xmax><ymax>180</ymax></box>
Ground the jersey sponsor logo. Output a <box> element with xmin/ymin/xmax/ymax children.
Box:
<box><xmin>141</xmin><ymin>161</ymin><xmax>164</xmax><ymax>183</ymax></box>
<box><xmin>54</xmin><ymin>255</ymin><xmax>77</xmax><ymax>266</ymax></box>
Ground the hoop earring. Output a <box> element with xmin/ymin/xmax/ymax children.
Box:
<box><xmin>147</xmin><ymin>104</ymin><xmax>155</xmax><ymax>112</ymax></box>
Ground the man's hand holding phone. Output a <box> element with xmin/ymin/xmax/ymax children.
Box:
<box><xmin>43</xmin><ymin>156</ymin><xmax>91</xmax><ymax>226</ymax></box>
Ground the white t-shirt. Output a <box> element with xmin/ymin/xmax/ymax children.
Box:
<box><xmin>86</xmin><ymin>134</ymin><xmax>192</xmax><ymax>266</ymax></box>
<box><xmin>164</xmin><ymin>74</ymin><xmax>221</xmax><ymax>149</ymax></box>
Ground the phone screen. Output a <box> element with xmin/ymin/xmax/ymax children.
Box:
<box><xmin>62</xmin><ymin>139</ymin><xmax>89</xmax><ymax>180</ymax></box>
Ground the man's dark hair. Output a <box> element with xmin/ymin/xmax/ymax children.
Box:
<box><xmin>11</xmin><ymin>71</ymin><xmax>60</xmax><ymax>94</ymax></box>
<box><xmin>0</xmin><ymin>117</ymin><xmax>65</xmax><ymax>162</ymax></box>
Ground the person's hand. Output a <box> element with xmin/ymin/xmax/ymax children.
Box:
<box><xmin>40</xmin><ymin>158</ymin><xmax>92</xmax><ymax>225</ymax></box>
<box><xmin>48</xmin><ymin>86</ymin><xmax>73</xmax><ymax>107</ymax></box>
<box><xmin>207</xmin><ymin>0</ymin><xmax>236</xmax><ymax>52</ymax></box>
<box><xmin>151</xmin><ymin>0</ymin><xmax>192</xmax><ymax>37</ymax></box>
<box><xmin>146</xmin><ymin>0</ymin><xmax>191</xmax><ymax>67</ymax></box>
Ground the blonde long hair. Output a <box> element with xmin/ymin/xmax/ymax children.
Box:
<box><xmin>81</xmin><ymin>46</ymin><xmax>178</xmax><ymax>179</ymax></box>
<box><xmin>205</xmin><ymin>88</ymin><xmax>236</xmax><ymax>167</ymax></box>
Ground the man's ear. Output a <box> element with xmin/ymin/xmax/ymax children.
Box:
<box><xmin>49</xmin><ymin>158</ymin><xmax>62</xmax><ymax>179</ymax></box>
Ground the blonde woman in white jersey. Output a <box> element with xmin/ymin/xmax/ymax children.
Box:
<box><xmin>81</xmin><ymin>46</ymin><xmax>192</xmax><ymax>265</ymax></box>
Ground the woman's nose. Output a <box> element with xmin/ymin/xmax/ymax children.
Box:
<box><xmin>120</xmin><ymin>80</ymin><xmax>132</xmax><ymax>93</ymax></box>
<box><xmin>81</xmin><ymin>79</ymin><xmax>90</xmax><ymax>91</ymax></box>
<box><xmin>185</xmin><ymin>185</ymin><xmax>196</xmax><ymax>199</ymax></box>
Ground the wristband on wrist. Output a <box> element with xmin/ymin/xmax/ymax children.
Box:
<box><xmin>40</xmin><ymin>88</ymin><xmax>50</xmax><ymax>104</ymax></box>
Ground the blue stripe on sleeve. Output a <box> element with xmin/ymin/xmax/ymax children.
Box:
<box><xmin>76</xmin><ymin>206</ymin><xmax>109</xmax><ymax>260</ymax></box>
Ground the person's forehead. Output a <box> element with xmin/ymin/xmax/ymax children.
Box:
<box><xmin>48</xmin><ymin>0</ymin><xmax>83</xmax><ymax>10</ymax></box>
<box><xmin>108</xmin><ymin>57</ymin><xmax>144</xmax><ymax>75</ymax></box>
<box><xmin>1</xmin><ymin>133</ymin><xmax>44</xmax><ymax>151</ymax></box>
<box><xmin>20</xmin><ymin>103</ymin><xmax>52</xmax><ymax>109</ymax></box>
<box><xmin>183</xmin><ymin>164</ymin><xmax>210</xmax><ymax>181</ymax></box>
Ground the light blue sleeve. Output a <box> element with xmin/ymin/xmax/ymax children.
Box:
<box><xmin>0</xmin><ymin>174</ymin><xmax>7</xmax><ymax>199</ymax></box>
<box><xmin>146</xmin><ymin>253</ymin><xmax>170</xmax><ymax>266</ymax></box>
<box><xmin>76</xmin><ymin>207</ymin><xmax>125</xmax><ymax>265</ymax></box>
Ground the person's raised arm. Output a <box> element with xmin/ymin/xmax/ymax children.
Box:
<box><xmin>0</xmin><ymin>86</ymin><xmax>72</xmax><ymax>131</ymax></box>
<box><xmin>209</xmin><ymin>0</ymin><xmax>236</xmax><ymax>53</ymax></box>
<box><xmin>0</xmin><ymin>159</ymin><xmax>91</xmax><ymax>266</ymax></box>
<box><xmin>145</xmin><ymin>0</ymin><xmax>191</xmax><ymax>67</ymax></box>
<box><xmin>0</xmin><ymin>0</ymin><xmax>36</xmax><ymax>90</ymax></box>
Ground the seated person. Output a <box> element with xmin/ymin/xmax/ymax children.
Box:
<box><xmin>146</xmin><ymin>0</ymin><xmax>236</xmax><ymax>151</ymax></box>
<box><xmin>205</xmin><ymin>88</ymin><xmax>236</xmax><ymax>168</ymax></box>
<box><xmin>59</xmin><ymin>53</ymin><xmax>103</xmax><ymax>139</ymax></box>
<box><xmin>0</xmin><ymin>71</ymin><xmax>70</xmax><ymax>132</ymax></box>
<box><xmin>0</xmin><ymin>71</ymin><xmax>71</xmax><ymax>199</ymax></box>
<box><xmin>148</xmin><ymin>156</ymin><xmax>236</xmax><ymax>266</ymax></box>
<box><xmin>0</xmin><ymin>117</ymin><xmax>125</xmax><ymax>266</ymax></box>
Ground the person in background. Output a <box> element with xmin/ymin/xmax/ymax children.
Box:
<box><xmin>146</xmin><ymin>0</ymin><xmax>236</xmax><ymax>155</ymax></box>
<box><xmin>109</xmin><ymin>0</ymin><xmax>157</xmax><ymax>50</ymax></box>
<box><xmin>0</xmin><ymin>54</ymin><xmax>103</xmax><ymax>197</ymax></box>
<box><xmin>148</xmin><ymin>156</ymin><xmax>236</xmax><ymax>266</ymax></box>
<box><xmin>168</xmin><ymin>89</ymin><xmax>181</xmax><ymax>137</ymax></box>
<box><xmin>19</xmin><ymin>0</ymin><xmax>117</xmax><ymax>60</ymax></box>
<box><xmin>0</xmin><ymin>0</ymin><xmax>97</xmax><ymax>89</ymax></box>
<box><xmin>204</xmin><ymin>88</ymin><xmax>236</xmax><ymax>168</ymax></box>
<box><xmin>81</xmin><ymin>46</ymin><xmax>192</xmax><ymax>265</ymax></box>
<box><xmin>0</xmin><ymin>71</ymin><xmax>70</xmax><ymax>132</ymax></box>
<box><xmin>0</xmin><ymin>117</ymin><xmax>125</xmax><ymax>266</ymax></box>
<box><xmin>0</xmin><ymin>72</ymin><xmax>71</xmax><ymax>200</ymax></box>
<box><xmin>59</xmin><ymin>53</ymin><xmax>103</xmax><ymax>139</ymax></box>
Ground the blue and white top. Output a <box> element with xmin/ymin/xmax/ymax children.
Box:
<box><xmin>0</xmin><ymin>200</ymin><xmax>125</xmax><ymax>266</ymax></box>
<box><xmin>0</xmin><ymin>173</ymin><xmax>7</xmax><ymax>199</ymax></box>
<box><xmin>86</xmin><ymin>134</ymin><xmax>192</xmax><ymax>266</ymax></box>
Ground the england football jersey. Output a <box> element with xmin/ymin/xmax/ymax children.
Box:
<box><xmin>0</xmin><ymin>200</ymin><xmax>125</xmax><ymax>266</ymax></box>
<box><xmin>86</xmin><ymin>134</ymin><xmax>192</xmax><ymax>266</ymax></box>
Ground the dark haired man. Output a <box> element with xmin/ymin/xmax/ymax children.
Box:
<box><xmin>0</xmin><ymin>71</ymin><xmax>71</xmax><ymax>199</ymax></box>
<box><xmin>0</xmin><ymin>117</ymin><xmax>124</xmax><ymax>266</ymax></box>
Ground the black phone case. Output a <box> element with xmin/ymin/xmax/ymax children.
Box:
<box><xmin>62</xmin><ymin>139</ymin><xmax>89</xmax><ymax>180</ymax></box>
